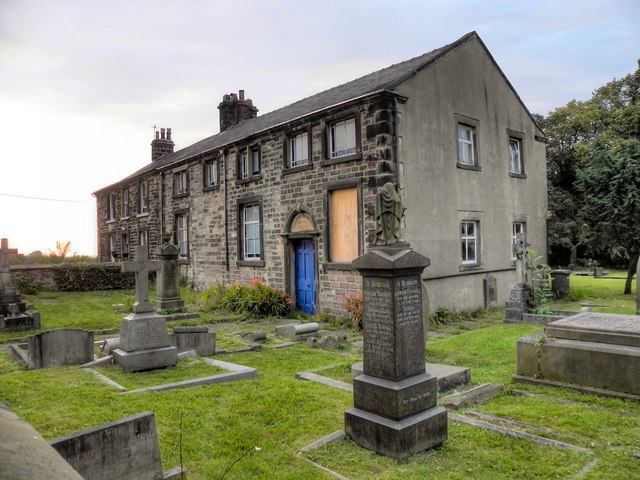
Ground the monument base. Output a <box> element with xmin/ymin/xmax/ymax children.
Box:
<box><xmin>113</xmin><ymin>346</ymin><xmax>178</xmax><ymax>373</ymax></box>
<box><xmin>0</xmin><ymin>312</ymin><xmax>40</xmax><ymax>332</ymax></box>
<box><xmin>345</xmin><ymin>406</ymin><xmax>448</xmax><ymax>461</ymax></box>
<box><xmin>504</xmin><ymin>284</ymin><xmax>530</xmax><ymax>323</ymax></box>
<box><xmin>154</xmin><ymin>298</ymin><xmax>185</xmax><ymax>310</ymax></box>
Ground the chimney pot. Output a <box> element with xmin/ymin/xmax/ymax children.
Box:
<box><xmin>160</xmin><ymin>128</ymin><xmax>166</xmax><ymax>140</ymax></box>
<box><xmin>155</xmin><ymin>131</ymin><xmax>160</xmax><ymax>140</ymax></box>
<box><xmin>239</xmin><ymin>89</ymin><xmax>245</xmax><ymax>101</ymax></box>
<box><xmin>167</xmin><ymin>128</ymin><xmax>172</xmax><ymax>140</ymax></box>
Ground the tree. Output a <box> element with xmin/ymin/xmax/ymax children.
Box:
<box><xmin>544</xmin><ymin>60</ymin><xmax>640</xmax><ymax>276</ymax></box>
<box><xmin>576</xmin><ymin>139</ymin><xmax>640</xmax><ymax>293</ymax></box>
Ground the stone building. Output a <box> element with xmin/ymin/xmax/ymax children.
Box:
<box><xmin>93</xmin><ymin>32</ymin><xmax>547</xmax><ymax>317</ymax></box>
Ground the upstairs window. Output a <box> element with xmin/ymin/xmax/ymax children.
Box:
<box><xmin>204</xmin><ymin>159</ymin><xmax>218</xmax><ymax>189</ymax></box>
<box><xmin>330</xmin><ymin>117</ymin><xmax>356</xmax><ymax>158</ymax></box>
<box><xmin>108</xmin><ymin>192</ymin><xmax>116</xmax><ymax>221</ymax></box>
<box><xmin>289</xmin><ymin>131</ymin><xmax>310</xmax><ymax>167</ymax></box>
<box><xmin>461</xmin><ymin>221</ymin><xmax>478</xmax><ymax>265</ymax></box>
<box><xmin>139</xmin><ymin>181</ymin><xmax>149</xmax><ymax>214</ymax></box>
<box><xmin>457</xmin><ymin>124</ymin><xmax>477</xmax><ymax>166</ymax></box>
<box><xmin>122</xmin><ymin>188</ymin><xmax>129</xmax><ymax>217</ymax></box>
<box><xmin>238</xmin><ymin>146</ymin><xmax>261</xmax><ymax>181</ymax></box>
<box><xmin>507</xmin><ymin>130</ymin><xmax>526</xmax><ymax>177</ymax></box>
<box><xmin>173</xmin><ymin>170</ymin><xmax>189</xmax><ymax>196</ymax></box>
<box><xmin>176</xmin><ymin>213</ymin><xmax>189</xmax><ymax>259</ymax></box>
<box><xmin>138</xmin><ymin>230</ymin><xmax>148</xmax><ymax>247</ymax></box>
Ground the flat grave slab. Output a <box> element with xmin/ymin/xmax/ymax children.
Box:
<box><xmin>546</xmin><ymin>312</ymin><xmax>640</xmax><ymax>347</ymax></box>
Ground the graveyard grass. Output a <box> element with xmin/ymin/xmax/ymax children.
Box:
<box><xmin>0</xmin><ymin>274</ymin><xmax>639</xmax><ymax>479</ymax></box>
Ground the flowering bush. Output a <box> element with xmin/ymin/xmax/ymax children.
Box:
<box><xmin>343</xmin><ymin>290</ymin><xmax>363</xmax><ymax>330</ymax></box>
<box><xmin>224</xmin><ymin>279</ymin><xmax>292</xmax><ymax>318</ymax></box>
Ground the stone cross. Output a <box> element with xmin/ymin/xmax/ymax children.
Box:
<box><xmin>0</xmin><ymin>238</ymin><xmax>18</xmax><ymax>289</ymax></box>
<box><xmin>122</xmin><ymin>246</ymin><xmax>162</xmax><ymax>313</ymax></box>
<box><xmin>514</xmin><ymin>232</ymin><xmax>527</xmax><ymax>285</ymax></box>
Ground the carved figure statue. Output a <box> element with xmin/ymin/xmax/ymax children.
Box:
<box><xmin>373</xmin><ymin>183</ymin><xmax>405</xmax><ymax>246</ymax></box>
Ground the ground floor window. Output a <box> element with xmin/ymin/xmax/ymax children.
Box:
<box><xmin>461</xmin><ymin>221</ymin><xmax>478</xmax><ymax>264</ymax></box>
<box><xmin>242</xmin><ymin>203</ymin><xmax>261</xmax><ymax>260</ymax></box>
<box><xmin>176</xmin><ymin>213</ymin><xmax>189</xmax><ymax>259</ymax></box>
<box><xmin>328</xmin><ymin>187</ymin><xmax>358</xmax><ymax>263</ymax></box>
<box><xmin>512</xmin><ymin>222</ymin><xmax>526</xmax><ymax>261</ymax></box>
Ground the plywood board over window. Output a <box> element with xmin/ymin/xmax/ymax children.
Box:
<box><xmin>329</xmin><ymin>188</ymin><xmax>358</xmax><ymax>262</ymax></box>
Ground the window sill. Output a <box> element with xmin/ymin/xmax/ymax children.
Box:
<box><xmin>172</xmin><ymin>193</ymin><xmax>189</xmax><ymax>199</ymax></box>
<box><xmin>178</xmin><ymin>258</ymin><xmax>190</xmax><ymax>265</ymax></box>
<box><xmin>459</xmin><ymin>263</ymin><xmax>483</xmax><ymax>272</ymax></box>
<box><xmin>137</xmin><ymin>213</ymin><xmax>149</xmax><ymax>218</ymax></box>
<box><xmin>106</xmin><ymin>219</ymin><xmax>116</xmax><ymax>224</ymax></box>
<box><xmin>283</xmin><ymin>163</ymin><xmax>313</xmax><ymax>175</ymax></box>
<box><xmin>456</xmin><ymin>163</ymin><xmax>481</xmax><ymax>172</ymax></box>
<box><xmin>203</xmin><ymin>185</ymin><xmax>220</xmax><ymax>193</ymax></box>
<box><xmin>237</xmin><ymin>260</ymin><xmax>265</xmax><ymax>267</ymax></box>
<box><xmin>120</xmin><ymin>216</ymin><xmax>130</xmax><ymax>221</ymax></box>
<box><xmin>236</xmin><ymin>174</ymin><xmax>263</xmax><ymax>185</ymax></box>
<box><xmin>509</xmin><ymin>172</ymin><xmax>527</xmax><ymax>179</ymax></box>
<box><xmin>320</xmin><ymin>152</ymin><xmax>362</xmax><ymax>167</ymax></box>
<box><xmin>323</xmin><ymin>262</ymin><xmax>355</xmax><ymax>271</ymax></box>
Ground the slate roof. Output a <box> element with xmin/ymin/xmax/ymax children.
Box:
<box><xmin>96</xmin><ymin>31</ymin><xmax>528</xmax><ymax>194</ymax></box>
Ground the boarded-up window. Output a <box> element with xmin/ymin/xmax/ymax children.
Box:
<box><xmin>329</xmin><ymin>188</ymin><xmax>358</xmax><ymax>262</ymax></box>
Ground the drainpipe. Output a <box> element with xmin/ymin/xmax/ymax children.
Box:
<box><xmin>223</xmin><ymin>149</ymin><xmax>230</xmax><ymax>271</ymax></box>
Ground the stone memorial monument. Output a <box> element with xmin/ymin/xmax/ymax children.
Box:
<box><xmin>345</xmin><ymin>183</ymin><xmax>447</xmax><ymax>461</ymax></box>
<box><xmin>516</xmin><ymin>312</ymin><xmax>640</xmax><ymax>396</ymax></box>
<box><xmin>504</xmin><ymin>232</ymin><xmax>530</xmax><ymax>322</ymax></box>
<box><xmin>154</xmin><ymin>233</ymin><xmax>184</xmax><ymax>310</ymax></box>
<box><xmin>0</xmin><ymin>238</ymin><xmax>40</xmax><ymax>332</ymax></box>
<box><xmin>113</xmin><ymin>246</ymin><xmax>177</xmax><ymax>373</ymax></box>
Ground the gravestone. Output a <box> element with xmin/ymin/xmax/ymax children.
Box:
<box><xmin>516</xmin><ymin>312</ymin><xmax>640</xmax><ymax>395</ymax></box>
<box><xmin>154</xmin><ymin>234</ymin><xmax>184</xmax><ymax>310</ymax></box>
<box><xmin>27</xmin><ymin>328</ymin><xmax>94</xmax><ymax>369</ymax></box>
<box><xmin>275</xmin><ymin>322</ymin><xmax>319</xmax><ymax>340</ymax></box>
<box><xmin>113</xmin><ymin>246</ymin><xmax>177</xmax><ymax>373</ymax></box>
<box><xmin>345</xmin><ymin>183</ymin><xmax>447</xmax><ymax>461</ymax></box>
<box><xmin>505</xmin><ymin>232</ymin><xmax>530</xmax><ymax>322</ymax></box>
<box><xmin>0</xmin><ymin>238</ymin><xmax>40</xmax><ymax>332</ymax></box>
<box><xmin>170</xmin><ymin>326</ymin><xmax>216</xmax><ymax>355</ymax></box>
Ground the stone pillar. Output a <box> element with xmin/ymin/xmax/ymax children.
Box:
<box><xmin>154</xmin><ymin>241</ymin><xmax>184</xmax><ymax>310</ymax></box>
<box><xmin>345</xmin><ymin>246</ymin><xmax>447</xmax><ymax>461</ymax></box>
<box><xmin>113</xmin><ymin>246</ymin><xmax>177</xmax><ymax>373</ymax></box>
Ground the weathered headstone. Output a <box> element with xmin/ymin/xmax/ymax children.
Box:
<box><xmin>275</xmin><ymin>322</ymin><xmax>319</xmax><ymax>340</ymax></box>
<box><xmin>345</xmin><ymin>184</ymin><xmax>447</xmax><ymax>461</ymax></box>
<box><xmin>170</xmin><ymin>326</ymin><xmax>216</xmax><ymax>355</ymax></box>
<box><xmin>0</xmin><ymin>238</ymin><xmax>40</xmax><ymax>332</ymax></box>
<box><xmin>27</xmin><ymin>328</ymin><xmax>94</xmax><ymax>369</ymax></box>
<box><xmin>154</xmin><ymin>234</ymin><xmax>184</xmax><ymax>310</ymax></box>
<box><xmin>516</xmin><ymin>312</ymin><xmax>640</xmax><ymax>395</ymax></box>
<box><xmin>113</xmin><ymin>246</ymin><xmax>177</xmax><ymax>373</ymax></box>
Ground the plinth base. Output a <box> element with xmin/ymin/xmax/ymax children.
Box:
<box><xmin>345</xmin><ymin>406</ymin><xmax>447</xmax><ymax>461</ymax></box>
<box><xmin>154</xmin><ymin>298</ymin><xmax>185</xmax><ymax>310</ymax></box>
<box><xmin>113</xmin><ymin>346</ymin><xmax>178</xmax><ymax>373</ymax></box>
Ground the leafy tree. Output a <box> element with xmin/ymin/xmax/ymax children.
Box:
<box><xmin>576</xmin><ymin>138</ymin><xmax>640</xmax><ymax>293</ymax></box>
<box><xmin>544</xmin><ymin>60</ymin><xmax>640</xmax><ymax>275</ymax></box>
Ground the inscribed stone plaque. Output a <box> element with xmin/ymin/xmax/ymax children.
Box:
<box><xmin>362</xmin><ymin>275</ymin><xmax>425</xmax><ymax>381</ymax></box>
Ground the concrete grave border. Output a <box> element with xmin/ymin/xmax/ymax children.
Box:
<box><xmin>84</xmin><ymin>356</ymin><xmax>257</xmax><ymax>394</ymax></box>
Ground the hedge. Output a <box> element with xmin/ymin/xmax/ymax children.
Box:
<box><xmin>52</xmin><ymin>263</ymin><xmax>137</xmax><ymax>291</ymax></box>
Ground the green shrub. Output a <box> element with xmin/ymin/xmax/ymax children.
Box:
<box><xmin>52</xmin><ymin>263</ymin><xmax>135</xmax><ymax>291</ymax></box>
<box><xmin>13</xmin><ymin>273</ymin><xmax>43</xmax><ymax>295</ymax></box>
<box><xmin>200</xmin><ymin>282</ymin><xmax>229</xmax><ymax>312</ymax></box>
<box><xmin>429</xmin><ymin>306</ymin><xmax>452</xmax><ymax>327</ymax></box>
<box><xmin>343</xmin><ymin>291</ymin><xmax>363</xmax><ymax>330</ymax></box>
<box><xmin>223</xmin><ymin>278</ymin><xmax>291</xmax><ymax>318</ymax></box>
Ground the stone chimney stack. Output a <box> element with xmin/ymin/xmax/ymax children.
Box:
<box><xmin>151</xmin><ymin>127</ymin><xmax>175</xmax><ymax>162</ymax></box>
<box><xmin>218</xmin><ymin>90</ymin><xmax>258</xmax><ymax>132</ymax></box>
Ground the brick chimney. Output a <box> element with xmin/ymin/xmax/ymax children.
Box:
<box><xmin>218</xmin><ymin>90</ymin><xmax>258</xmax><ymax>132</ymax></box>
<box><xmin>151</xmin><ymin>127</ymin><xmax>175</xmax><ymax>162</ymax></box>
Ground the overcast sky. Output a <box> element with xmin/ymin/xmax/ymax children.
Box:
<box><xmin>1</xmin><ymin>0</ymin><xmax>639</xmax><ymax>256</ymax></box>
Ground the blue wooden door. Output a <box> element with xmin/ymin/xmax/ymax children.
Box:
<box><xmin>295</xmin><ymin>240</ymin><xmax>316</xmax><ymax>314</ymax></box>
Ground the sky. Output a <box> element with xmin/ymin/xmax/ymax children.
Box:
<box><xmin>1</xmin><ymin>0</ymin><xmax>639</xmax><ymax>257</ymax></box>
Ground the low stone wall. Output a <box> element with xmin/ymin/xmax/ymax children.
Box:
<box><xmin>10</xmin><ymin>265</ymin><xmax>57</xmax><ymax>290</ymax></box>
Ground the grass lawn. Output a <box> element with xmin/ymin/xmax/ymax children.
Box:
<box><xmin>0</xmin><ymin>276</ymin><xmax>638</xmax><ymax>479</ymax></box>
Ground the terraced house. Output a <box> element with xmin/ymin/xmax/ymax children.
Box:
<box><xmin>93</xmin><ymin>32</ymin><xmax>547</xmax><ymax>317</ymax></box>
